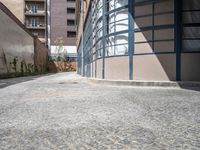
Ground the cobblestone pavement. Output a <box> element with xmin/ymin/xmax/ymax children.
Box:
<box><xmin>0</xmin><ymin>72</ymin><xmax>200</xmax><ymax>150</ymax></box>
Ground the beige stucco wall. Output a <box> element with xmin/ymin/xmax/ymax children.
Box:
<box><xmin>87</xmin><ymin>63</ymin><xmax>92</xmax><ymax>77</ymax></box>
<box><xmin>181</xmin><ymin>53</ymin><xmax>200</xmax><ymax>81</ymax></box>
<box><xmin>91</xmin><ymin>62</ymin><xmax>94</xmax><ymax>77</ymax></box>
<box><xmin>90</xmin><ymin>53</ymin><xmax>200</xmax><ymax>81</ymax></box>
<box><xmin>92</xmin><ymin>61</ymin><xmax>95</xmax><ymax>78</ymax></box>
<box><xmin>0</xmin><ymin>9</ymin><xmax>34</xmax><ymax>74</ymax></box>
<box><xmin>0</xmin><ymin>0</ymin><xmax>24</xmax><ymax>23</ymax></box>
<box><xmin>133</xmin><ymin>54</ymin><xmax>176</xmax><ymax>81</ymax></box>
<box><xmin>96</xmin><ymin>59</ymin><xmax>102</xmax><ymax>79</ymax></box>
<box><xmin>105</xmin><ymin>56</ymin><xmax>129</xmax><ymax>80</ymax></box>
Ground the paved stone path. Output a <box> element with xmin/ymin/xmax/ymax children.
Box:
<box><xmin>0</xmin><ymin>72</ymin><xmax>200</xmax><ymax>150</ymax></box>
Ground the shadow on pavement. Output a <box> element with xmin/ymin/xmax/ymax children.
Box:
<box><xmin>0</xmin><ymin>73</ymin><xmax>55</xmax><ymax>89</ymax></box>
<box><xmin>177</xmin><ymin>81</ymin><xmax>200</xmax><ymax>92</ymax></box>
<box><xmin>179</xmin><ymin>86</ymin><xmax>200</xmax><ymax>92</ymax></box>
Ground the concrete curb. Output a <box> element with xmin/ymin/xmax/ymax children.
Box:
<box><xmin>87</xmin><ymin>78</ymin><xmax>200</xmax><ymax>88</ymax></box>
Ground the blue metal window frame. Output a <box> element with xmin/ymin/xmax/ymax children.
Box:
<box><xmin>175</xmin><ymin>0</ymin><xmax>182</xmax><ymax>81</ymax></box>
<box><xmin>182</xmin><ymin>0</ymin><xmax>200</xmax><ymax>53</ymax></box>
<box><xmin>133</xmin><ymin>0</ymin><xmax>175</xmax><ymax>55</ymax></box>
<box><xmin>79</xmin><ymin>0</ymin><xmax>130</xmax><ymax>78</ymax></box>
<box><xmin>77</xmin><ymin>0</ymin><xmax>198</xmax><ymax>80</ymax></box>
<box><xmin>104</xmin><ymin>3</ymin><xmax>129</xmax><ymax>58</ymax></box>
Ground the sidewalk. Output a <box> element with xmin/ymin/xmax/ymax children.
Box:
<box><xmin>88</xmin><ymin>78</ymin><xmax>200</xmax><ymax>88</ymax></box>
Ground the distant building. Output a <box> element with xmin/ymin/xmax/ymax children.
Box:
<box><xmin>76</xmin><ymin>0</ymin><xmax>200</xmax><ymax>81</ymax></box>
<box><xmin>24</xmin><ymin>0</ymin><xmax>48</xmax><ymax>46</ymax></box>
<box><xmin>50</xmin><ymin>0</ymin><xmax>77</xmax><ymax>60</ymax></box>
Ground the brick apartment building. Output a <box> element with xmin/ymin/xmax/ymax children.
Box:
<box><xmin>50</xmin><ymin>0</ymin><xmax>77</xmax><ymax>61</ymax></box>
<box><xmin>1</xmin><ymin>0</ymin><xmax>77</xmax><ymax>61</ymax></box>
<box><xmin>1</xmin><ymin>0</ymin><xmax>49</xmax><ymax>47</ymax></box>
<box><xmin>24</xmin><ymin>0</ymin><xmax>48</xmax><ymax>45</ymax></box>
<box><xmin>76</xmin><ymin>0</ymin><xmax>200</xmax><ymax>81</ymax></box>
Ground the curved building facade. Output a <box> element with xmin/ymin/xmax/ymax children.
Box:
<box><xmin>76</xmin><ymin>0</ymin><xmax>200</xmax><ymax>81</ymax></box>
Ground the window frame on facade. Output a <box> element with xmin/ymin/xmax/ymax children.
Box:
<box><xmin>67</xmin><ymin>7</ymin><xmax>76</xmax><ymax>14</ymax></box>
<box><xmin>182</xmin><ymin>0</ymin><xmax>200</xmax><ymax>52</ymax></box>
<box><xmin>67</xmin><ymin>19</ymin><xmax>75</xmax><ymax>26</ymax></box>
<box><xmin>67</xmin><ymin>31</ymin><xmax>76</xmax><ymax>37</ymax></box>
<box><xmin>134</xmin><ymin>0</ymin><xmax>175</xmax><ymax>54</ymax></box>
<box><xmin>77</xmin><ymin>0</ymin><xmax>200</xmax><ymax>78</ymax></box>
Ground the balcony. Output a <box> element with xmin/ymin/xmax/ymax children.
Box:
<box><xmin>25</xmin><ymin>10</ymin><xmax>45</xmax><ymax>16</ymax></box>
<box><xmin>26</xmin><ymin>23</ymin><xmax>46</xmax><ymax>29</ymax></box>
<box><xmin>25</xmin><ymin>0</ymin><xmax>45</xmax><ymax>2</ymax></box>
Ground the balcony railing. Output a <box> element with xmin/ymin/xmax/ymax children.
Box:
<box><xmin>25</xmin><ymin>10</ymin><xmax>45</xmax><ymax>16</ymax></box>
<box><xmin>26</xmin><ymin>23</ymin><xmax>46</xmax><ymax>29</ymax></box>
<box><xmin>25</xmin><ymin>0</ymin><xmax>45</xmax><ymax>2</ymax></box>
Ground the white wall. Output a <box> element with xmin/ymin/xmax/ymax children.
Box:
<box><xmin>50</xmin><ymin>45</ymin><xmax>77</xmax><ymax>54</ymax></box>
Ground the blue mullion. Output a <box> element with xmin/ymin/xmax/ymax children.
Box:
<box><xmin>128</xmin><ymin>0</ymin><xmax>134</xmax><ymax>80</ymax></box>
<box><xmin>105</xmin><ymin>30</ymin><xmax>129</xmax><ymax>38</ymax></box>
<box><xmin>102</xmin><ymin>0</ymin><xmax>106</xmax><ymax>79</ymax></box>
<box><xmin>152</xmin><ymin>1</ymin><xmax>155</xmax><ymax>53</ymax></box>
<box><xmin>134</xmin><ymin>25</ymin><xmax>175</xmax><ymax>32</ymax></box>
<box><xmin>135</xmin><ymin>39</ymin><xmax>174</xmax><ymax>44</ymax></box>
<box><xmin>104</xmin><ymin>5</ymin><xmax>128</xmax><ymax>16</ymax></box>
<box><xmin>105</xmin><ymin>42</ymin><xmax>129</xmax><ymax>48</ymax></box>
<box><xmin>175</xmin><ymin>0</ymin><xmax>182</xmax><ymax>81</ymax></box>
<box><xmin>106</xmin><ymin>18</ymin><xmax>128</xmax><ymax>26</ymax></box>
<box><xmin>134</xmin><ymin>0</ymin><xmax>169</xmax><ymax>6</ymax></box>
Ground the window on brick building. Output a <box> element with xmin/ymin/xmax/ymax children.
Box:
<box><xmin>67</xmin><ymin>31</ymin><xmax>76</xmax><ymax>37</ymax></box>
<box><xmin>67</xmin><ymin>8</ymin><xmax>75</xmax><ymax>14</ymax></box>
<box><xmin>67</xmin><ymin>19</ymin><xmax>75</xmax><ymax>26</ymax></box>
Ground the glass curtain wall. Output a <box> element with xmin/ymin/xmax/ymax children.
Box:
<box><xmin>182</xmin><ymin>0</ymin><xmax>200</xmax><ymax>52</ymax></box>
<box><xmin>78</xmin><ymin>0</ymin><xmax>200</xmax><ymax>78</ymax></box>
<box><xmin>105</xmin><ymin>0</ymin><xmax>129</xmax><ymax>56</ymax></box>
<box><xmin>134</xmin><ymin>0</ymin><xmax>175</xmax><ymax>54</ymax></box>
<box><xmin>80</xmin><ymin>0</ymin><xmax>175</xmax><ymax>77</ymax></box>
<box><xmin>81</xmin><ymin>0</ymin><xmax>129</xmax><ymax>77</ymax></box>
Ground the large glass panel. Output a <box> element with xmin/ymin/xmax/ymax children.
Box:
<box><xmin>154</xmin><ymin>0</ymin><xmax>174</xmax><ymax>13</ymax></box>
<box><xmin>134</xmin><ymin>0</ymin><xmax>175</xmax><ymax>54</ymax></box>
<box><xmin>96</xmin><ymin>28</ymin><xmax>103</xmax><ymax>39</ymax></box>
<box><xmin>183</xmin><ymin>27</ymin><xmax>200</xmax><ymax>39</ymax></box>
<box><xmin>154</xmin><ymin>29</ymin><xmax>174</xmax><ymax>41</ymax></box>
<box><xmin>135</xmin><ymin>4</ymin><xmax>152</xmax><ymax>16</ymax></box>
<box><xmin>135</xmin><ymin>31</ymin><xmax>152</xmax><ymax>43</ymax></box>
<box><xmin>106</xmin><ymin>0</ymin><xmax>128</xmax><ymax>11</ymax></box>
<box><xmin>154</xmin><ymin>14</ymin><xmax>174</xmax><ymax>26</ymax></box>
<box><xmin>103</xmin><ymin>1</ymin><xmax>128</xmax><ymax>57</ymax></box>
<box><xmin>183</xmin><ymin>40</ymin><xmax>200</xmax><ymax>51</ymax></box>
<box><xmin>183</xmin><ymin>12</ymin><xmax>200</xmax><ymax>24</ymax></box>
<box><xmin>106</xmin><ymin>8</ymin><xmax>128</xmax><ymax>34</ymax></box>
<box><xmin>105</xmin><ymin>33</ymin><xmax>128</xmax><ymax>56</ymax></box>
<box><xmin>182</xmin><ymin>0</ymin><xmax>200</xmax><ymax>52</ymax></box>
<box><xmin>97</xmin><ymin>49</ymin><xmax>103</xmax><ymax>58</ymax></box>
<box><xmin>183</xmin><ymin>0</ymin><xmax>200</xmax><ymax>11</ymax></box>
